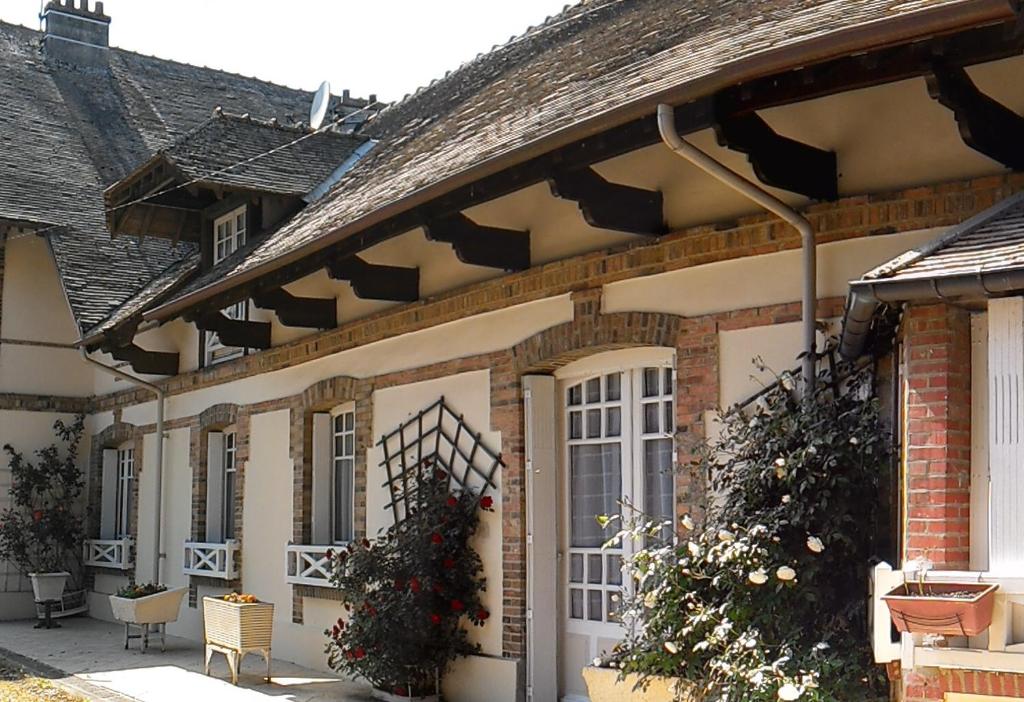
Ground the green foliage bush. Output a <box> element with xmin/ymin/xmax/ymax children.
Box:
<box><xmin>608</xmin><ymin>365</ymin><xmax>891</xmax><ymax>701</ymax></box>
<box><xmin>325</xmin><ymin>468</ymin><xmax>491</xmax><ymax>697</ymax></box>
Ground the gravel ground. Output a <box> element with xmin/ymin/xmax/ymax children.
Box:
<box><xmin>0</xmin><ymin>661</ymin><xmax>86</xmax><ymax>702</ymax></box>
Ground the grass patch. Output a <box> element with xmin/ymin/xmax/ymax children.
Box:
<box><xmin>0</xmin><ymin>661</ymin><xmax>85</xmax><ymax>702</ymax></box>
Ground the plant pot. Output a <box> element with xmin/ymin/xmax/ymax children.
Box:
<box><xmin>109</xmin><ymin>587</ymin><xmax>187</xmax><ymax>625</ymax></box>
<box><xmin>582</xmin><ymin>666</ymin><xmax>695</xmax><ymax>702</ymax></box>
<box><xmin>883</xmin><ymin>582</ymin><xmax>999</xmax><ymax>636</ymax></box>
<box><xmin>29</xmin><ymin>572</ymin><xmax>69</xmax><ymax>602</ymax></box>
<box><xmin>371</xmin><ymin>688</ymin><xmax>439</xmax><ymax>702</ymax></box>
<box><xmin>202</xmin><ymin>597</ymin><xmax>274</xmax><ymax>651</ymax></box>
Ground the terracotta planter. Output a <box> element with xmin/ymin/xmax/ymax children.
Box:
<box><xmin>883</xmin><ymin>582</ymin><xmax>999</xmax><ymax>636</ymax></box>
<box><xmin>29</xmin><ymin>572</ymin><xmax>69</xmax><ymax>602</ymax></box>
<box><xmin>582</xmin><ymin>666</ymin><xmax>695</xmax><ymax>702</ymax></box>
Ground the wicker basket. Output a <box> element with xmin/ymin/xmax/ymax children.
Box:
<box><xmin>202</xmin><ymin>597</ymin><xmax>274</xmax><ymax>650</ymax></box>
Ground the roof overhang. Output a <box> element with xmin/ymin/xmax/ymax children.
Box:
<box><xmin>143</xmin><ymin>0</ymin><xmax>1021</xmax><ymax>324</ymax></box>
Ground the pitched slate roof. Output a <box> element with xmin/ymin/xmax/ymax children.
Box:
<box><xmin>857</xmin><ymin>193</ymin><xmax>1024</xmax><ymax>285</ymax></box>
<box><xmin>0</xmin><ymin>19</ymin><xmax>367</xmax><ymax>334</ymax></box>
<box><xmin>151</xmin><ymin>0</ymin><xmax>1012</xmax><ymax>319</ymax></box>
<box><xmin>133</xmin><ymin>111</ymin><xmax>370</xmax><ymax>197</ymax></box>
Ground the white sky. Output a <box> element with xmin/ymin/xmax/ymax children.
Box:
<box><xmin>0</xmin><ymin>0</ymin><xmax>572</xmax><ymax>101</ymax></box>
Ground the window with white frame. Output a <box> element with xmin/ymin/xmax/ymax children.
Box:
<box><xmin>564</xmin><ymin>365</ymin><xmax>675</xmax><ymax>625</ymax></box>
<box><xmin>100</xmin><ymin>444</ymin><xmax>135</xmax><ymax>540</ymax></box>
<box><xmin>205</xmin><ymin>427</ymin><xmax>238</xmax><ymax>543</ymax></box>
<box><xmin>204</xmin><ymin>206</ymin><xmax>248</xmax><ymax>366</ymax></box>
<box><xmin>311</xmin><ymin>404</ymin><xmax>355</xmax><ymax>544</ymax></box>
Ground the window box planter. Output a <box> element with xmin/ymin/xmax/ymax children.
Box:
<box><xmin>582</xmin><ymin>666</ymin><xmax>695</xmax><ymax>702</ymax></box>
<box><xmin>109</xmin><ymin>587</ymin><xmax>187</xmax><ymax>652</ymax></box>
<box><xmin>202</xmin><ymin>596</ymin><xmax>273</xmax><ymax>685</ymax></box>
<box><xmin>882</xmin><ymin>582</ymin><xmax>999</xmax><ymax>636</ymax></box>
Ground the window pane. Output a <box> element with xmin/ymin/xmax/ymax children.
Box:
<box><xmin>569</xmin><ymin>443</ymin><xmax>622</xmax><ymax>548</ymax></box>
<box><xmin>335</xmin><ymin>435</ymin><xmax>345</xmax><ymax>457</ymax></box>
<box><xmin>605</xmin><ymin>373</ymin><xmax>621</xmax><ymax>401</ymax></box>
<box><xmin>664</xmin><ymin>368</ymin><xmax>673</xmax><ymax>392</ymax></box>
<box><xmin>344</xmin><ymin>412</ymin><xmax>354</xmax><ymax>432</ymax></box>
<box><xmin>570</xmin><ymin>589</ymin><xmax>584</xmax><ymax>619</ymax></box>
<box><xmin>587</xmin><ymin>554</ymin><xmax>603</xmax><ymax>584</ymax></box>
<box><xmin>643</xmin><ymin>368</ymin><xmax>659</xmax><ymax>397</ymax></box>
<box><xmin>664</xmin><ymin>401</ymin><xmax>674</xmax><ymax>433</ymax></box>
<box><xmin>570</xmin><ymin>554</ymin><xmax>584</xmax><ymax>583</ymax></box>
<box><xmin>606</xmin><ymin>555</ymin><xmax>622</xmax><ymax>585</ymax></box>
<box><xmin>587</xmin><ymin>590</ymin><xmax>603</xmax><ymax>621</ymax></box>
<box><xmin>585</xmin><ymin>409</ymin><xmax>602</xmax><ymax>439</ymax></box>
<box><xmin>607</xmin><ymin>591</ymin><xmax>620</xmax><ymax>622</ymax></box>
<box><xmin>223</xmin><ymin>472</ymin><xmax>236</xmax><ymax>539</ymax></box>
<box><xmin>567</xmin><ymin>385</ymin><xmax>582</xmax><ymax>406</ymax></box>
<box><xmin>605</xmin><ymin>407</ymin><xmax>621</xmax><ymax>437</ymax></box>
<box><xmin>569</xmin><ymin>411</ymin><xmax>582</xmax><ymax>440</ymax></box>
<box><xmin>333</xmin><ymin>414</ymin><xmax>345</xmax><ymax>433</ymax></box>
<box><xmin>644</xmin><ymin>402</ymin><xmax>660</xmax><ymax>434</ymax></box>
<box><xmin>644</xmin><ymin>438</ymin><xmax>674</xmax><ymax>536</ymax></box>
<box><xmin>586</xmin><ymin>378</ymin><xmax>601</xmax><ymax>403</ymax></box>
<box><xmin>343</xmin><ymin>434</ymin><xmax>354</xmax><ymax>456</ymax></box>
<box><xmin>334</xmin><ymin>457</ymin><xmax>353</xmax><ymax>543</ymax></box>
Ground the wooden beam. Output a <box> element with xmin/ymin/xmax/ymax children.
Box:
<box><xmin>714</xmin><ymin>108</ymin><xmax>838</xmax><ymax>200</ymax></box>
<box><xmin>927</xmin><ymin>61</ymin><xmax>1024</xmax><ymax>170</ymax></box>
<box><xmin>193</xmin><ymin>311</ymin><xmax>271</xmax><ymax>349</ymax></box>
<box><xmin>423</xmin><ymin>214</ymin><xmax>530</xmax><ymax>271</ymax></box>
<box><xmin>327</xmin><ymin>256</ymin><xmax>419</xmax><ymax>302</ymax></box>
<box><xmin>251</xmin><ymin>288</ymin><xmax>337</xmax><ymax>329</ymax></box>
<box><xmin>109</xmin><ymin>343</ymin><xmax>179</xmax><ymax>376</ymax></box>
<box><xmin>548</xmin><ymin>167</ymin><xmax>665</xmax><ymax>235</ymax></box>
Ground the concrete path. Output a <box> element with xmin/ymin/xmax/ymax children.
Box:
<box><xmin>0</xmin><ymin>616</ymin><xmax>374</xmax><ymax>701</ymax></box>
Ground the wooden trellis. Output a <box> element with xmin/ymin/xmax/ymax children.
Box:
<box><xmin>377</xmin><ymin>397</ymin><xmax>502</xmax><ymax>525</ymax></box>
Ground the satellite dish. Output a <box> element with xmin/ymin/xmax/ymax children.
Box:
<box><xmin>309</xmin><ymin>81</ymin><xmax>331</xmax><ymax>130</ymax></box>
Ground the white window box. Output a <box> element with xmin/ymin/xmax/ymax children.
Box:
<box><xmin>84</xmin><ymin>537</ymin><xmax>134</xmax><ymax>570</ymax></box>
<box><xmin>285</xmin><ymin>544</ymin><xmax>337</xmax><ymax>587</ymax></box>
<box><xmin>872</xmin><ymin>562</ymin><xmax>1024</xmax><ymax>675</ymax></box>
<box><xmin>184</xmin><ymin>540</ymin><xmax>240</xmax><ymax>580</ymax></box>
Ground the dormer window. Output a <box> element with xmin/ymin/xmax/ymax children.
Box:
<box><xmin>204</xmin><ymin>206</ymin><xmax>249</xmax><ymax>366</ymax></box>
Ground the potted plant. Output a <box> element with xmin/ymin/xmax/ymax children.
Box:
<box><xmin>589</xmin><ymin>362</ymin><xmax>892</xmax><ymax>702</ymax></box>
<box><xmin>109</xmin><ymin>583</ymin><xmax>188</xmax><ymax>652</ymax></box>
<box><xmin>203</xmin><ymin>592</ymin><xmax>274</xmax><ymax>685</ymax></box>
<box><xmin>0</xmin><ymin>417</ymin><xmax>86</xmax><ymax>607</ymax></box>
<box><xmin>324</xmin><ymin>467</ymin><xmax>491</xmax><ymax>701</ymax></box>
<box><xmin>882</xmin><ymin>560</ymin><xmax>998</xmax><ymax>637</ymax></box>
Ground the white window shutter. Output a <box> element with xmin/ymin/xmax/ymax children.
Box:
<box><xmin>311</xmin><ymin>413</ymin><xmax>332</xmax><ymax>544</ymax></box>
<box><xmin>206</xmin><ymin>432</ymin><xmax>225</xmax><ymax>543</ymax></box>
<box><xmin>988</xmin><ymin>297</ymin><xmax>1024</xmax><ymax>570</ymax></box>
<box><xmin>523</xmin><ymin>375</ymin><xmax>558</xmax><ymax>701</ymax></box>
<box><xmin>100</xmin><ymin>449</ymin><xmax>118</xmax><ymax>540</ymax></box>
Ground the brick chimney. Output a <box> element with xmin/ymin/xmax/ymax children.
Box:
<box><xmin>41</xmin><ymin>0</ymin><xmax>110</xmax><ymax>68</ymax></box>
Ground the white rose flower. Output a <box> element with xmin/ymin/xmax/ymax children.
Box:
<box><xmin>750</xmin><ymin>671</ymin><xmax>765</xmax><ymax>685</ymax></box>
<box><xmin>776</xmin><ymin>566</ymin><xmax>797</xmax><ymax>581</ymax></box>
<box><xmin>687</xmin><ymin>541</ymin><xmax>701</xmax><ymax>557</ymax></box>
<box><xmin>849</xmin><ymin>436</ymin><xmax>859</xmax><ymax>445</ymax></box>
<box><xmin>663</xmin><ymin>641</ymin><xmax>679</xmax><ymax>654</ymax></box>
<box><xmin>718</xmin><ymin>529</ymin><xmax>736</xmax><ymax>543</ymax></box>
<box><xmin>774</xmin><ymin>457</ymin><xmax>786</xmax><ymax>467</ymax></box>
<box><xmin>806</xmin><ymin>536</ymin><xmax>825</xmax><ymax>554</ymax></box>
<box><xmin>775</xmin><ymin>465</ymin><xmax>786</xmax><ymax>479</ymax></box>
<box><xmin>681</xmin><ymin>514</ymin><xmax>695</xmax><ymax>531</ymax></box>
<box><xmin>644</xmin><ymin>591</ymin><xmax>658</xmax><ymax>608</ymax></box>
<box><xmin>781</xmin><ymin>495</ymin><xmax>792</xmax><ymax>504</ymax></box>
<box><xmin>778</xmin><ymin>683</ymin><xmax>802</xmax><ymax>701</ymax></box>
<box><xmin>748</xmin><ymin>569</ymin><xmax>768</xmax><ymax>585</ymax></box>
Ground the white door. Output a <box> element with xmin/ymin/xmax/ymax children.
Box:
<box><xmin>559</xmin><ymin>366</ymin><xmax>675</xmax><ymax>701</ymax></box>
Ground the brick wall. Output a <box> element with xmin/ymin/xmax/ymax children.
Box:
<box><xmin>903</xmin><ymin>666</ymin><xmax>1024</xmax><ymax>700</ymax></box>
<box><xmin>902</xmin><ymin>303</ymin><xmax>972</xmax><ymax>569</ymax></box>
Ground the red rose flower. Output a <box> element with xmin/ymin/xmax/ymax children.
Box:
<box><xmin>480</xmin><ymin>496</ymin><xmax>493</xmax><ymax>510</ymax></box>
<box><xmin>410</xmin><ymin>577</ymin><xmax>421</xmax><ymax>593</ymax></box>
<box><xmin>477</xmin><ymin>609</ymin><xmax>490</xmax><ymax>620</ymax></box>
<box><xmin>32</xmin><ymin>510</ymin><xmax>43</xmax><ymax>523</ymax></box>
<box><xmin>442</xmin><ymin>558</ymin><xmax>455</xmax><ymax>569</ymax></box>
<box><xmin>450</xmin><ymin>599</ymin><xmax>464</xmax><ymax>612</ymax></box>
<box><xmin>434</xmin><ymin>469</ymin><xmax>447</xmax><ymax>481</ymax></box>
<box><xmin>394</xmin><ymin>578</ymin><xmax>405</xmax><ymax>590</ymax></box>
<box><xmin>446</xmin><ymin>496</ymin><xmax>458</xmax><ymax>508</ymax></box>
<box><xmin>332</xmin><ymin>624</ymin><xmax>340</xmax><ymax>636</ymax></box>
<box><xmin>354</xmin><ymin>647</ymin><xmax>366</xmax><ymax>660</ymax></box>
<box><xmin>431</xmin><ymin>532</ymin><xmax>443</xmax><ymax>545</ymax></box>
<box><xmin>430</xmin><ymin>613</ymin><xmax>442</xmax><ymax>625</ymax></box>
<box><xmin>432</xmin><ymin>582</ymin><xmax>444</xmax><ymax>594</ymax></box>
<box><xmin>325</xmin><ymin>548</ymin><xmax>334</xmax><ymax>560</ymax></box>
<box><xmin>361</xmin><ymin>538</ymin><xmax>371</xmax><ymax>549</ymax></box>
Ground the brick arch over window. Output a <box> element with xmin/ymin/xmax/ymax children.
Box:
<box><xmin>88</xmin><ymin>422</ymin><xmax>141</xmax><ymax>540</ymax></box>
<box><xmin>490</xmin><ymin>289</ymin><xmax>719</xmax><ymax>658</ymax></box>
<box><xmin>190</xmin><ymin>403</ymin><xmax>242</xmax><ymax>542</ymax></box>
<box><xmin>292</xmin><ymin>376</ymin><xmax>369</xmax><ymax>545</ymax></box>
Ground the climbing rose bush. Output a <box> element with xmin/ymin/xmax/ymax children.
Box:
<box><xmin>607</xmin><ymin>363</ymin><xmax>891</xmax><ymax>701</ymax></box>
<box><xmin>325</xmin><ymin>467</ymin><xmax>490</xmax><ymax>697</ymax></box>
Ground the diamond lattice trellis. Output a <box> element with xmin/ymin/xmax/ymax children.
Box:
<box><xmin>377</xmin><ymin>397</ymin><xmax>502</xmax><ymax>525</ymax></box>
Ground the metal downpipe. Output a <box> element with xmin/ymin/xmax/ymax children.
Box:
<box><xmin>79</xmin><ymin>348</ymin><xmax>166</xmax><ymax>584</ymax></box>
<box><xmin>657</xmin><ymin>104</ymin><xmax>818</xmax><ymax>392</ymax></box>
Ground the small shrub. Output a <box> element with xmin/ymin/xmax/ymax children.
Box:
<box><xmin>115</xmin><ymin>583</ymin><xmax>167</xmax><ymax>599</ymax></box>
<box><xmin>325</xmin><ymin>467</ymin><xmax>491</xmax><ymax>697</ymax></box>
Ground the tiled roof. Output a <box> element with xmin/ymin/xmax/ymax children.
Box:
<box><xmin>858</xmin><ymin>193</ymin><xmax>1024</xmax><ymax>284</ymax></box>
<box><xmin>157</xmin><ymin>0</ymin><xmax>999</xmax><ymax>316</ymax></box>
<box><xmin>0</xmin><ymin>19</ymin><xmax>366</xmax><ymax>334</ymax></box>
<box><xmin>154</xmin><ymin>111</ymin><xmax>368</xmax><ymax>196</ymax></box>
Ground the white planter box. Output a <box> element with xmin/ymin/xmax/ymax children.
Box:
<box><xmin>29</xmin><ymin>572</ymin><xmax>69</xmax><ymax>602</ymax></box>
<box><xmin>202</xmin><ymin>596</ymin><xmax>274</xmax><ymax>685</ymax></box>
<box><xmin>582</xmin><ymin>666</ymin><xmax>694</xmax><ymax>702</ymax></box>
<box><xmin>109</xmin><ymin>587</ymin><xmax>187</xmax><ymax>625</ymax></box>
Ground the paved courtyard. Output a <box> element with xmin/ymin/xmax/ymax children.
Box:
<box><xmin>0</xmin><ymin>616</ymin><xmax>374</xmax><ymax>701</ymax></box>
